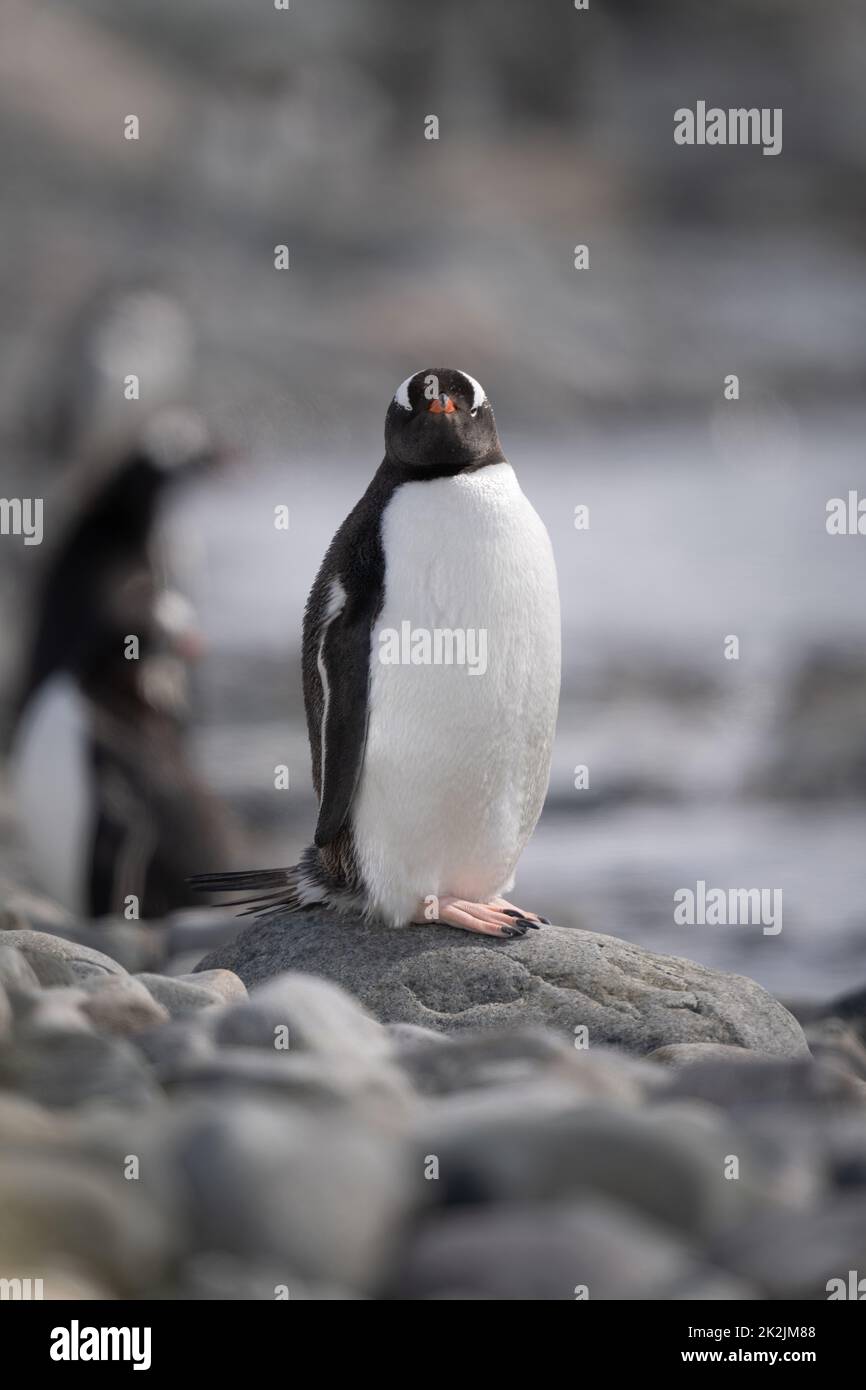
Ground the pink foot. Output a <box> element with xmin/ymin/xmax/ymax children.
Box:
<box><xmin>413</xmin><ymin>896</ymin><xmax>539</xmax><ymax>938</ymax></box>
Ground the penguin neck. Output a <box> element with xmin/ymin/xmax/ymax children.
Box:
<box><xmin>380</xmin><ymin>446</ymin><xmax>508</xmax><ymax>486</ymax></box>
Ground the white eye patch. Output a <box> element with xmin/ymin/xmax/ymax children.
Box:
<box><xmin>393</xmin><ymin>373</ymin><xmax>422</xmax><ymax>411</ymax></box>
<box><xmin>453</xmin><ymin>370</ymin><xmax>486</xmax><ymax>411</ymax></box>
<box><xmin>393</xmin><ymin>370</ymin><xmax>487</xmax><ymax>413</ymax></box>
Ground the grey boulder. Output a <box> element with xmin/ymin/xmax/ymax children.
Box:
<box><xmin>198</xmin><ymin>911</ymin><xmax>808</xmax><ymax>1057</ymax></box>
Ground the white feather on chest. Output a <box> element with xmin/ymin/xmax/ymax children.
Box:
<box><xmin>351</xmin><ymin>461</ymin><xmax>561</xmax><ymax>925</ymax></box>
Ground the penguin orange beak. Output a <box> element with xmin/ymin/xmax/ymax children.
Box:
<box><xmin>428</xmin><ymin>394</ymin><xmax>457</xmax><ymax>414</ymax></box>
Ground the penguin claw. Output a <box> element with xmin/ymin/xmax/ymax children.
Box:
<box><xmin>502</xmin><ymin>909</ymin><xmax>539</xmax><ymax>929</ymax></box>
<box><xmin>490</xmin><ymin>898</ymin><xmax>550</xmax><ymax>926</ymax></box>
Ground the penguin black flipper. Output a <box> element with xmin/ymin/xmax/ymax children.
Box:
<box><xmin>191</xmin><ymin>469</ymin><xmax>391</xmax><ymax>910</ymax></box>
<box><xmin>303</xmin><ymin>474</ymin><xmax>389</xmax><ymax>845</ymax></box>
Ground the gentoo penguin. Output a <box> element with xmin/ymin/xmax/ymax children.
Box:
<box><xmin>195</xmin><ymin>368</ymin><xmax>560</xmax><ymax>937</ymax></box>
<box><xmin>10</xmin><ymin>410</ymin><xmax>238</xmax><ymax>918</ymax></box>
<box><xmin>15</xmin><ymin>409</ymin><xmax>212</xmax><ymax>712</ymax></box>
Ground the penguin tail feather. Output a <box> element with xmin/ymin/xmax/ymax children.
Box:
<box><xmin>190</xmin><ymin>844</ymin><xmax>361</xmax><ymax>921</ymax></box>
<box><xmin>188</xmin><ymin>864</ymin><xmax>319</xmax><ymax>918</ymax></box>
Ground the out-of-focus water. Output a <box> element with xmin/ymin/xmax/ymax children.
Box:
<box><xmin>173</xmin><ymin>408</ymin><xmax>866</xmax><ymax>1001</ymax></box>
<box><xmin>521</xmin><ymin>802</ymin><xmax>866</xmax><ymax>1001</ymax></box>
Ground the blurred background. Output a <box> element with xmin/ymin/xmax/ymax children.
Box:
<box><xmin>1</xmin><ymin>0</ymin><xmax>865</xmax><ymax>997</ymax></box>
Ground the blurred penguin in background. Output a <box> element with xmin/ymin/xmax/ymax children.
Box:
<box><xmin>10</xmin><ymin>407</ymin><xmax>241</xmax><ymax>919</ymax></box>
<box><xmin>1</xmin><ymin>282</ymin><xmax>199</xmax><ymax>733</ymax></box>
<box><xmin>35</xmin><ymin>281</ymin><xmax>196</xmax><ymax>473</ymax></box>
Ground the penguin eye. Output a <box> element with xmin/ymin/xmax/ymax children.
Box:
<box><xmin>470</xmin><ymin>406</ymin><xmax>479</xmax><ymax>418</ymax></box>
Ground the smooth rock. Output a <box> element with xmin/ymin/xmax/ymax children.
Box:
<box><xmin>387</xmin><ymin>1022</ymin><xmax>450</xmax><ymax>1047</ymax></box>
<box><xmin>166</xmin><ymin>1253</ymin><xmax>358</xmax><ymax>1301</ymax></box>
<box><xmin>648</xmin><ymin>1043</ymin><xmax>764</xmax><ymax>1068</ymax></box>
<box><xmin>656</xmin><ymin>1055</ymin><xmax>866</xmax><ymax>1110</ymax></box>
<box><xmin>0</xmin><ymin>1091</ymin><xmax>67</xmax><ymax>1142</ymax></box>
<box><xmin>66</xmin><ymin>1105</ymin><xmax>193</xmax><ymax>1239</ymax></box>
<box><xmin>396</xmin><ymin>1024</ymin><xmax>649</xmax><ymax>1102</ymax></box>
<box><xmin>26</xmin><ymin>920</ymin><xmax>167</xmax><ymax>974</ymax></box>
<box><xmin>387</xmin><ymin>1198</ymin><xmax>754</xmax><ymax>1300</ymax></box>
<box><xmin>3</xmin><ymin>952</ymin><xmax>79</xmax><ymax>988</ymax></box>
<box><xmin>412</xmin><ymin>1099</ymin><xmax>765</xmax><ymax>1236</ymax></box>
<box><xmin>14</xmin><ymin>988</ymin><xmax>95</xmax><ymax>1038</ymax></box>
<box><xmin>174</xmin><ymin>1100</ymin><xmax>411</xmax><ymax>1291</ymax></box>
<box><xmin>0</xmin><ymin>1030</ymin><xmax>160</xmax><ymax>1108</ymax></box>
<box><xmin>179</xmin><ymin>968</ymin><xmax>246</xmax><ymax>1003</ymax></box>
<box><xmin>197</xmin><ymin>911</ymin><xmax>809</xmax><ymax>1057</ymax></box>
<box><xmin>0</xmin><ymin>1155</ymin><xmax>172</xmax><ymax>1295</ymax></box>
<box><xmin>14</xmin><ymin>978</ymin><xmax>169</xmax><ymax>1039</ymax></box>
<box><xmin>212</xmin><ymin>971</ymin><xmax>391</xmax><ymax>1059</ymax></box>
<box><xmin>132</xmin><ymin>1019</ymin><xmax>216</xmax><ymax>1076</ymax></box>
<box><xmin>0</xmin><ymin>929</ymin><xmax>127</xmax><ymax>985</ymax></box>
<box><xmin>135</xmin><ymin>972</ymin><xmax>227</xmax><ymax>1018</ymax></box>
<box><xmin>709</xmin><ymin>1195</ymin><xmax>866</xmax><ymax>1299</ymax></box>
<box><xmin>163</xmin><ymin>1047</ymin><xmax>413</xmax><ymax>1125</ymax></box>
<box><xmin>80</xmin><ymin>976</ymin><xmax>171</xmax><ymax>1035</ymax></box>
<box><xmin>0</xmin><ymin>943</ymin><xmax>41</xmax><ymax>993</ymax></box>
<box><xmin>738</xmin><ymin>1108</ymin><xmax>866</xmax><ymax>1198</ymax></box>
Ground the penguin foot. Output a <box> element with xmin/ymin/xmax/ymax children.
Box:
<box><xmin>419</xmin><ymin>897</ymin><xmax>537</xmax><ymax>938</ymax></box>
<box><xmin>490</xmin><ymin>897</ymin><xmax>551</xmax><ymax>926</ymax></box>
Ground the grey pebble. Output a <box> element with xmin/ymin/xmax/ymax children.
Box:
<box><xmin>174</xmin><ymin>1100</ymin><xmax>411</xmax><ymax>1291</ymax></box>
<box><xmin>212</xmin><ymin>970</ymin><xmax>391</xmax><ymax>1060</ymax></box>
<box><xmin>386</xmin><ymin>1198</ymin><xmax>755</xmax><ymax>1301</ymax></box>
<box><xmin>135</xmin><ymin>972</ymin><xmax>229</xmax><ymax>1018</ymax></box>
<box><xmin>0</xmin><ymin>929</ymin><xmax>127</xmax><ymax>986</ymax></box>
<box><xmin>0</xmin><ymin>1029</ymin><xmax>160</xmax><ymax>1108</ymax></box>
<box><xmin>0</xmin><ymin>943</ymin><xmax>41</xmax><ymax>993</ymax></box>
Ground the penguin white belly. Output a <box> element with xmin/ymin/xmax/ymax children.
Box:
<box><xmin>351</xmin><ymin>462</ymin><xmax>560</xmax><ymax>926</ymax></box>
<box><xmin>10</xmin><ymin>675</ymin><xmax>94</xmax><ymax>916</ymax></box>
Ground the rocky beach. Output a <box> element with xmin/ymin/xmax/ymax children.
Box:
<box><xmin>2</xmin><ymin>868</ymin><xmax>866</xmax><ymax>1300</ymax></box>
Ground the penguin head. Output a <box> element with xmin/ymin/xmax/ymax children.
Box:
<box><xmin>385</xmin><ymin>368</ymin><xmax>504</xmax><ymax>473</ymax></box>
<box><xmin>138</xmin><ymin>407</ymin><xmax>221</xmax><ymax>476</ymax></box>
